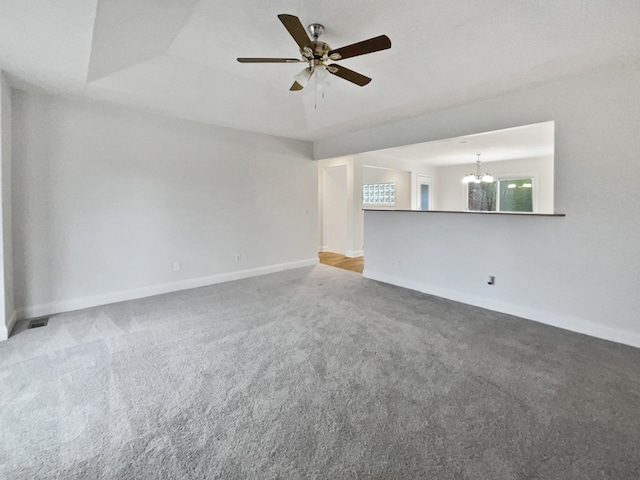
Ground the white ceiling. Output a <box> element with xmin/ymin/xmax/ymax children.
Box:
<box><xmin>1</xmin><ymin>0</ymin><xmax>639</xmax><ymax>141</ymax></box>
<box><xmin>369</xmin><ymin>121</ymin><xmax>554</xmax><ymax>167</ymax></box>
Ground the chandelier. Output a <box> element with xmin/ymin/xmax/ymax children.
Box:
<box><xmin>462</xmin><ymin>154</ymin><xmax>494</xmax><ymax>184</ymax></box>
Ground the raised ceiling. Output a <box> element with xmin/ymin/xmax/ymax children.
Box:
<box><xmin>1</xmin><ymin>1</ymin><xmax>639</xmax><ymax>141</ymax></box>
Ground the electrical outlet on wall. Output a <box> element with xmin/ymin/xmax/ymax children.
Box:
<box><xmin>235</xmin><ymin>254</ymin><xmax>241</xmax><ymax>262</ymax></box>
<box><xmin>173</xmin><ymin>261</ymin><xmax>181</xmax><ymax>272</ymax></box>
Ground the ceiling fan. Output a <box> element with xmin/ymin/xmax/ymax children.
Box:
<box><xmin>237</xmin><ymin>14</ymin><xmax>391</xmax><ymax>91</ymax></box>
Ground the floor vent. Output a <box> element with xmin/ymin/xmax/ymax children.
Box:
<box><xmin>28</xmin><ymin>318</ymin><xmax>49</xmax><ymax>329</ymax></box>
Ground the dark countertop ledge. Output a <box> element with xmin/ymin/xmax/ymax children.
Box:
<box><xmin>363</xmin><ymin>209</ymin><xmax>565</xmax><ymax>217</ymax></box>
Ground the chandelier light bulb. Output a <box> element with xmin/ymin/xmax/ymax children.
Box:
<box><xmin>481</xmin><ymin>173</ymin><xmax>494</xmax><ymax>183</ymax></box>
<box><xmin>462</xmin><ymin>154</ymin><xmax>494</xmax><ymax>184</ymax></box>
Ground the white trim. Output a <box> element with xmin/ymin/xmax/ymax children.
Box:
<box><xmin>363</xmin><ymin>269</ymin><xmax>640</xmax><ymax>349</ymax></box>
<box><xmin>362</xmin><ymin>165</ymin><xmax>398</xmax><ymax>171</ymax></box>
<box><xmin>345</xmin><ymin>250</ymin><xmax>364</xmax><ymax>258</ymax></box>
<box><xmin>16</xmin><ymin>258</ymin><xmax>319</xmax><ymax>321</ymax></box>
<box><xmin>319</xmin><ymin>245</ymin><xmax>329</xmax><ymax>252</ymax></box>
<box><xmin>0</xmin><ymin>311</ymin><xmax>17</xmax><ymax>341</ymax></box>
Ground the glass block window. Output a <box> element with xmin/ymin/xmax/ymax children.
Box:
<box><xmin>363</xmin><ymin>182</ymin><xmax>395</xmax><ymax>206</ymax></box>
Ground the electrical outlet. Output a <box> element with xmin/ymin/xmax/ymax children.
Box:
<box><xmin>173</xmin><ymin>261</ymin><xmax>181</xmax><ymax>272</ymax></box>
<box><xmin>397</xmin><ymin>259</ymin><xmax>403</xmax><ymax>269</ymax></box>
<box><xmin>235</xmin><ymin>254</ymin><xmax>241</xmax><ymax>262</ymax></box>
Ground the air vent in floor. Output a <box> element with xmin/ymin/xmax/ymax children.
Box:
<box><xmin>28</xmin><ymin>318</ymin><xmax>49</xmax><ymax>329</ymax></box>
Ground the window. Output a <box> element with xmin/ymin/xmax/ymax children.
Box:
<box><xmin>363</xmin><ymin>182</ymin><xmax>395</xmax><ymax>206</ymax></box>
<box><xmin>468</xmin><ymin>182</ymin><xmax>497</xmax><ymax>211</ymax></box>
<box><xmin>499</xmin><ymin>178</ymin><xmax>533</xmax><ymax>212</ymax></box>
<box><xmin>468</xmin><ymin>177</ymin><xmax>533</xmax><ymax>212</ymax></box>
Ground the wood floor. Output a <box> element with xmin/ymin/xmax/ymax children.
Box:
<box><xmin>319</xmin><ymin>252</ymin><xmax>364</xmax><ymax>274</ymax></box>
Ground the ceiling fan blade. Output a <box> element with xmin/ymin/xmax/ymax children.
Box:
<box><xmin>289</xmin><ymin>81</ymin><xmax>304</xmax><ymax>91</ymax></box>
<box><xmin>237</xmin><ymin>58</ymin><xmax>301</xmax><ymax>63</ymax></box>
<box><xmin>327</xmin><ymin>64</ymin><xmax>371</xmax><ymax>86</ymax></box>
<box><xmin>328</xmin><ymin>35</ymin><xmax>391</xmax><ymax>60</ymax></box>
<box><xmin>278</xmin><ymin>14</ymin><xmax>311</xmax><ymax>49</ymax></box>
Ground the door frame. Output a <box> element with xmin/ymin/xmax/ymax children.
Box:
<box><xmin>415</xmin><ymin>174</ymin><xmax>433</xmax><ymax>211</ymax></box>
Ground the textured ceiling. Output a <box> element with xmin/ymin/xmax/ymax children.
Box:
<box><xmin>1</xmin><ymin>0</ymin><xmax>639</xmax><ymax>140</ymax></box>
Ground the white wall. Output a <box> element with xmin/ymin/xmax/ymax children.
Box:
<box><xmin>317</xmin><ymin>62</ymin><xmax>640</xmax><ymax>348</ymax></box>
<box><xmin>0</xmin><ymin>72</ymin><xmax>15</xmax><ymax>340</ymax></box>
<box><xmin>318</xmin><ymin>153</ymin><xmax>438</xmax><ymax>257</ymax></box>
<box><xmin>322</xmin><ymin>165</ymin><xmax>348</xmax><ymax>254</ymax></box>
<box><xmin>356</xmin><ymin>153</ymin><xmax>439</xmax><ymax>210</ymax></box>
<box><xmin>357</xmin><ymin>166</ymin><xmax>411</xmax><ymax>255</ymax></box>
<box><xmin>362</xmin><ymin>167</ymin><xmax>411</xmax><ymax>210</ymax></box>
<box><xmin>437</xmin><ymin>156</ymin><xmax>554</xmax><ymax>213</ymax></box>
<box><xmin>11</xmin><ymin>90</ymin><xmax>317</xmax><ymax>319</ymax></box>
<box><xmin>352</xmin><ymin>153</ymin><xmax>437</xmax><ymax>256</ymax></box>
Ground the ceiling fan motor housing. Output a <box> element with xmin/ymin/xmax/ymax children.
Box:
<box><xmin>308</xmin><ymin>23</ymin><xmax>324</xmax><ymax>40</ymax></box>
<box><xmin>303</xmin><ymin>41</ymin><xmax>331</xmax><ymax>61</ymax></box>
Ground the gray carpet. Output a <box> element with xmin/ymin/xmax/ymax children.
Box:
<box><xmin>1</xmin><ymin>265</ymin><xmax>639</xmax><ymax>479</ymax></box>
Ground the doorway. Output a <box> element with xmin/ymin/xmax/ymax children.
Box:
<box><xmin>322</xmin><ymin>165</ymin><xmax>348</xmax><ymax>254</ymax></box>
<box><xmin>319</xmin><ymin>164</ymin><xmax>364</xmax><ymax>274</ymax></box>
<box><xmin>318</xmin><ymin>252</ymin><xmax>364</xmax><ymax>273</ymax></box>
<box><xmin>416</xmin><ymin>175</ymin><xmax>432</xmax><ymax>210</ymax></box>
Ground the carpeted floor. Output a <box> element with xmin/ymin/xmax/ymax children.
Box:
<box><xmin>1</xmin><ymin>265</ymin><xmax>639</xmax><ymax>479</ymax></box>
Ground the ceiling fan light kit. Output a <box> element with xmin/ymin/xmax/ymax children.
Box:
<box><xmin>293</xmin><ymin>67</ymin><xmax>313</xmax><ymax>88</ymax></box>
<box><xmin>237</xmin><ymin>14</ymin><xmax>391</xmax><ymax>91</ymax></box>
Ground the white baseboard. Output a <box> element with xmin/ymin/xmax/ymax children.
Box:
<box><xmin>364</xmin><ymin>269</ymin><xmax>640</xmax><ymax>349</ymax></box>
<box><xmin>0</xmin><ymin>311</ymin><xmax>17</xmax><ymax>341</ymax></box>
<box><xmin>17</xmin><ymin>258</ymin><xmax>319</xmax><ymax>321</ymax></box>
<box><xmin>319</xmin><ymin>245</ymin><xmax>329</xmax><ymax>252</ymax></box>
